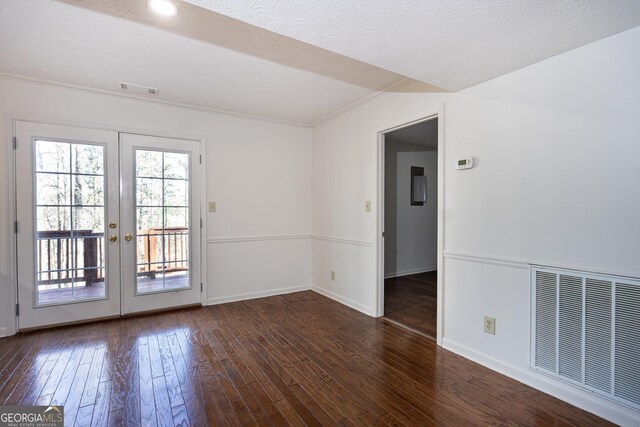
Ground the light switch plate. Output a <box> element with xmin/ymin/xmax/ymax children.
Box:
<box><xmin>365</xmin><ymin>201</ymin><xmax>371</xmax><ymax>212</ymax></box>
<box><xmin>208</xmin><ymin>202</ymin><xmax>216</xmax><ymax>213</ymax></box>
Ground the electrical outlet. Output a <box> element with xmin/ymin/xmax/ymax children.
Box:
<box><xmin>484</xmin><ymin>316</ymin><xmax>496</xmax><ymax>335</ymax></box>
<box><xmin>208</xmin><ymin>202</ymin><xmax>216</xmax><ymax>213</ymax></box>
<box><xmin>365</xmin><ymin>201</ymin><xmax>371</xmax><ymax>212</ymax></box>
<box><xmin>331</xmin><ymin>270</ymin><xmax>336</xmax><ymax>281</ymax></box>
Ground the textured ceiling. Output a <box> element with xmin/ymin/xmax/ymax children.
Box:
<box><xmin>1</xmin><ymin>1</ymin><xmax>639</xmax><ymax>125</ymax></box>
<box><xmin>385</xmin><ymin>119</ymin><xmax>438</xmax><ymax>150</ymax></box>
<box><xmin>0</xmin><ymin>0</ymin><xmax>421</xmax><ymax>125</ymax></box>
<box><xmin>185</xmin><ymin>0</ymin><xmax>640</xmax><ymax>91</ymax></box>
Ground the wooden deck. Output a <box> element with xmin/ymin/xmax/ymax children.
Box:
<box><xmin>0</xmin><ymin>291</ymin><xmax>610</xmax><ymax>426</ymax></box>
<box><xmin>38</xmin><ymin>282</ymin><xmax>106</xmax><ymax>304</ymax></box>
<box><xmin>38</xmin><ymin>274</ymin><xmax>189</xmax><ymax>304</ymax></box>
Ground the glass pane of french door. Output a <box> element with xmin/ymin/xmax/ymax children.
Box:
<box><xmin>120</xmin><ymin>133</ymin><xmax>201</xmax><ymax>315</ymax></box>
<box><xmin>35</xmin><ymin>140</ymin><xmax>107</xmax><ymax>304</ymax></box>
<box><xmin>135</xmin><ymin>150</ymin><xmax>190</xmax><ymax>294</ymax></box>
<box><xmin>16</xmin><ymin>122</ymin><xmax>121</xmax><ymax>330</ymax></box>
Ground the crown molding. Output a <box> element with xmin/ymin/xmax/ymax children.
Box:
<box><xmin>0</xmin><ymin>72</ymin><xmax>310</xmax><ymax>128</ymax></box>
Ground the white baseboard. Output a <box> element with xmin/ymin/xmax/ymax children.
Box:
<box><xmin>384</xmin><ymin>265</ymin><xmax>437</xmax><ymax>279</ymax></box>
<box><xmin>207</xmin><ymin>284</ymin><xmax>311</xmax><ymax>306</ymax></box>
<box><xmin>311</xmin><ymin>285</ymin><xmax>374</xmax><ymax>316</ymax></box>
<box><xmin>442</xmin><ymin>338</ymin><xmax>640</xmax><ymax>427</ymax></box>
<box><xmin>0</xmin><ymin>327</ymin><xmax>6</xmax><ymax>338</ymax></box>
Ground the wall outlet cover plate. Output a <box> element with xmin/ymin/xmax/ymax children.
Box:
<box><xmin>484</xmin><ymin>315</ymin><xmax>496</xmax><ymax>335</ymax></box>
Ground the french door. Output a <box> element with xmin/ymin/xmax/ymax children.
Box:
<box><xmin>120</xmin><ymin>133</ymin><xmax>201</xmax><ymax>314</ymax></box>
<box><xmin>15</xmin><ymin>122</ymin><xmax>201</xmax><ymax>330</ymax></box>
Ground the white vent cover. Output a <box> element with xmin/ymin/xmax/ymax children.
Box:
<box><xmin>531</xmin><ymin>266</ymin><xmax>640</xmax><ymax>410</ymax></box>
<box><xmin>119</xmin><ymin>82</ymin><xmax>158</xmax><ymax>96</ymax></box>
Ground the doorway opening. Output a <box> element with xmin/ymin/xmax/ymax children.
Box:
<box><xmin>380</xmin><ymin>117</ymin><xmax>439</xmax><ymax>339</ymax></box>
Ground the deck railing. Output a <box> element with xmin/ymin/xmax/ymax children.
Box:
<box><xmin>37</xmin><ymin>230</ymin><xmax>104</xmax><ymax>288</ymax></box>
<box><xmin>137</xmin><ymin>227</ymin><xmax>189</xmax><ymax>279</ymax></box>
<box><xmin>37</xmin><ymin>227</ymin><xmax>189</xmax><ymax>288</ymax></box>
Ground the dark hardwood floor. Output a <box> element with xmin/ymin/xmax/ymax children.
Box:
<box><xmin>0</xmin><ymin>291</ymin><xmax>610</xmax><ymax>426</ymax></box>
<box><xmin>385</xmin><ymin>271</ymin><xmax>437</xmax><ymax>337</ymax></box>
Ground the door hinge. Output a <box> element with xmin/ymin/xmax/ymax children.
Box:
<box><xmin>15</xmin><ymin>304</ymin><xmax>19</xmax><ymax>316</ymax></box>
<box><xmin>200</xmin><ymin>283</ymin><xmax>203</xmax><ymax>292</ymax></box>
<box><xmin>199</xmin><ymin>154</ymin><xmax>202</xmax><ymax>164</ymax></box>
<box><xmin>200</xmin><ymin>218</ymin><xmax>202</xmax><ymax>229</ymax></box>
<box><xmin>12</xmin><ymin>137</ymin><xmax>17</xmax><ymax>149</ymax></box>
<box><xmin>14</xmin><ymin>221</ymin><xmax>18</xmax><ymax>234</ymax></box>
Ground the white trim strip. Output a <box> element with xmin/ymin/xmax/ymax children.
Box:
<box><xmin>384</xmin><ymin>265</ymin><xmax>437</xmax><ymax>279</ymax></box>
<box><xmin>207</xmin><ymin>234</ymin><xmax>374</xmax><ymax>246</ymax></box>
<box><xmin>311</xmin><ymin>77</ymin><xmax>412</xmax><ymax>127</ymax></box>
<box><xmin>311</xmin><ymin>234</ymin><xmax>373</xmax><ymax>247</ymax></box>
<box><xmin>444</xmin><ymin>251</ymin><xmax>640</xmax><ymax>278</ymax></box>
<box><xmin>0</xmin><ymin>327</ymin><xmax>7</xmax><ymax>338</ymax></box>
<box><xmin>443</xmin><ymin>251</ymin><xmax>529</xmax><ymax>270</ymax></box>
<box><xmin>442</xmin><ymin>338</ymin><xmax>640</xmax><ymax>427</ymax></box>
<box><xmin>311</xmin><ymin>78</ymin><xmax>447</xmax><ymax>127</ymax></box>
<box><xmin>311</xmin><ymin>286</ymin><xmax>373</xmax><ymax>316</ymax></box>
<box><xmin>207</xmin><ymin>234</ymin><xmax>310</xmax><ymax>244</ymax></box>
<box><xmin>207</xmin><ymin>284</ymin><xmax>311</xmax><ymax>305</ymax></box>
<box><xmin>0</xmin><ymin>73</ymin><xmax>310</xmax><ymax>128</ymax></box>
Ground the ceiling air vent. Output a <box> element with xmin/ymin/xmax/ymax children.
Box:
<box><xmin>119</xmin><ymin>82</ymin><xmax>158</xmax><ymax>96</ymax></box>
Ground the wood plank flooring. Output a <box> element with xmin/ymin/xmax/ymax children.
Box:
<box><xmin>0</xmin><ymin>291</ymin><xmax>610</xmax><ymax>426</ymax></box>
<box><xmin>385</xmin><ymin>271</ymin><xmax>437</xmax><ymax>337</ymax></box>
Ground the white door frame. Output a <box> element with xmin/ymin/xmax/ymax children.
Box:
<box><xmin>2</xmin><ymin>114</ymin><xmax>18</xmax><ymax>337</ymax></box>
<box><xmin>376</xmin><ymin>106</ymin><xmax>445</xmax><ymax>346</ymax></box>
<box><xmin>3</xmin><ymin>115</ymin><xmax>208</xmax><ymax>335</ymax></box>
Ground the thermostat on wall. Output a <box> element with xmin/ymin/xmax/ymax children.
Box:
<box><xmin>455</xmin><ymin>157</ymin><xmax>474</xmax><ymax>170</ymax></box>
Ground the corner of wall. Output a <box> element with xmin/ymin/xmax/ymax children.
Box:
<box><xmin>310</xmin><ymin>284</ymin><xmax>375</xmax><ymax>316</ymax></box>
<box><xmin>207</xmin><ymin>284</ymin><xmax>312</xmax><ymax>306</ymax></box>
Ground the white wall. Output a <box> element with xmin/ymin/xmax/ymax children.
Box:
<box><xmin>311</xmin><ymin>89</ymin><xmax>448</xmax><ymax>314</ymax></box>
<box><xmin>384</xmin><ymin>142</ymin><xmax>438</xmax><ymax>277</ymax></box>
<box><xmin>0</xmin><ymin>76</ymin><xmax>312</xmax><ymax>336</ymax></box>
<box><xmin>311</xmin><ymin>27</ymin><xmax>640</xmax><ymax>426</ymax></box>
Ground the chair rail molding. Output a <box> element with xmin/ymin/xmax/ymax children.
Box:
<box><xmin>311</xmin><ymin>234</ymin><xmax>373</xmax><ymax>247</ymax></box>
<box><xmin>207</xmin><ymin>234</ymin><xmax>311</xmax><ymax>244</ymax></box>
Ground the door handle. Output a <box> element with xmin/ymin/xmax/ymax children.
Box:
<box><xmin>109</xmin><ymin>235</ymin><xmax>118</xmax><ymax>242</ymax></box>
<box><xmin>124</xmin><ymin>234</ymin><xmax>133</xmax><ymax>242</ymax></box>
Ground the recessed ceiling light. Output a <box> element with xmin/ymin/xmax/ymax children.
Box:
<box><xmin>148</xmin><ymin>0</ymin><xmax>177</xmax><ymax>17</ymax></box>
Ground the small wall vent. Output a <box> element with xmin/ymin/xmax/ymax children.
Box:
<box><xmin>531</xmin><ymin>266</ymin><xmax>640</xmax><ymax>410</ymax></box>
<box><xmin>119</xmin><ymin>82</ymin><xmax>158</xmax><ymax>96</ymax></box>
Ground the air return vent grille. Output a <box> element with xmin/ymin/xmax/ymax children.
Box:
<box><xmin>531</xmin><ymin>266</ymin><xmax>640</xmax><ymax>410</ymax></box>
